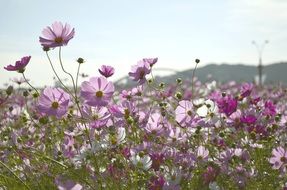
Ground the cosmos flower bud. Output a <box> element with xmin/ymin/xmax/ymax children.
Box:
<box><xmin>77</xmin><ymin>57</ymin><xmax>85</xmax><ymax>64</ymax></box>
<box><xmin>23</xmin><ymin>90</ymin><xmax>29</xmax><ymax>97</ymax></box>
<box><xmin>159</xmin><ymin>82</ymin><xmax>165</xmax><ymax>88</ymax></box>
<box><xmin>6</xmin><ymin>86</ymin><xmax>14</xmax><ymax>96</ymax></box>
<box><xmin>42</xmin><ymin>46</ymin><xmax>50</xmax><ymax>52</ymax></box>
<box><xmin>175</xmin><ymin>92</ymin><xmax>182</xmax><ymax>100</ymax></box>
<box><xmin>176</xmin><ymin>78</ymin><xmax>182</xmax><ymax>84</ymax></box>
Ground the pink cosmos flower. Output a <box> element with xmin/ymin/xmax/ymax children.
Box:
<box><xmin>4</xmin><ymin>56</ymin><xmax>31</xmax><ymax>73</ymax></box>
<box><xmin>11</xmin><ymin>77</ymin><xmax>28</xmax><ymax>85</ymax></box>
<box><xmin>167</xmin><ymin>126</ymin><xmax>187</xmax><ymax>143</ymax></box>
<box><xmin>145</xmin><ymin>112</ymin><xmax>165</xmax><ymax>135</ymax></box>
<box><xmin>62</xmin><ymin>134</ymin><xmax>76</xmax><ymax>159</ymax></box>
<box><xmin>196</xmin><ymin>146</ymin><xmax>209</xmax><ymax>161</ymax></box>
<box><xmin>55</xmin><ymin>176</ymin><xmax>82</xmax><ymax>190</ymax></box>
<box><xmin>143</xmin><ymin>57</ymin><xmax>158</xmax><ymax>67</ymax></box>
<box><xmin>128</xmin><ymin>60</ymin><xmax>151</xmax><ymax>84</ymax></box>
<box><xmin>109</xmin><ymin>101</ymin><xmax>135</xmax><ymax>118</ymax></box>
<box><xmin>175</xmin><ymin>100</ymin><xmax>194</xmax><ymax>126</ymax></box>
<box><xmin>39</xmin><ymin>21</ymin><xmax>75</xmax><ymax>48</ymax></box>
<box><xmin>98</xmin><ymin>65</ymin><xmax>115</xmax><ymax>78</ymax></box>
<box><xmin>269</xmin><ymin>147</ymin><xmax>287</xmax><ymax>170</ymax></box>
<box><xmin>38</xmin><ymin>87</ymin><xmax>70</xmax><ymax>118</ymax></box>
<box><xmin>82</xmin><ymin>105</ymin><xmax>110</xmax><ymax>129</ymax></box>
<box><xmin>148</xmin><ymin>175</ymin><xmax>165</xmax><ymax>190</ymax></box>
<box><xmin>80</xmin><ymin>76</ymin><xmax>114</xmax><ymax>107</ymax></box>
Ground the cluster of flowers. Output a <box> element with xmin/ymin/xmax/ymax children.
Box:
<box><xmin>1</xmin><ymin>22</ymin><xmax>287</xmax><ymax>190</ymax></box>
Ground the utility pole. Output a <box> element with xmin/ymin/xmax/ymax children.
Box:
<box><xmin>252</xmin><ymin>40</ymin><xmax>269</xmax><ymax>86</ymax></box>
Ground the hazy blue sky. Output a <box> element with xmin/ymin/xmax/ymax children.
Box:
<box><xmin>1</xmin><ymin>0</ymin><xmax>287</xmax><ymax>87</ymax></box>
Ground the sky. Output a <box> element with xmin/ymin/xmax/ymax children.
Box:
<box><xmin>1</xmin><ymin>0</ymin><xmax>287</xmax><ymax>87</ymax></box>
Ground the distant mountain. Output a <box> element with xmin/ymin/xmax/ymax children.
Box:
<box><xmin>115</xmin><ymin>62</ymin><xmax>287</xmax><ymax>88</ymax></box>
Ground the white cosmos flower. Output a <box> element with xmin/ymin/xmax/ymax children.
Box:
<box><xmin>196</xmin><ymin>99</ymin><xmax>218</xmax><ymax>123</ymax></box>
<box><xmin>206</xmin><ymin>80</ymin><xmax>217</xmax><ymax>91</ymax></box>
<box><xmin>103</xmin><ymin>127</ymin><xmax>126</xmax><ymax>146</ymax></box>
<box><xmin>209</xmin><ymin>182</ymin><xmax>221</xmax><ymax>190</ymax></box>
<box><xmin>130</xmin><ymin>151</ymin><xmax>152</xmax><ymax>170</ymax></box>
<box><xmin>193</xmin><ymin>98</ymin><xmax>205</xmax><ymax>107</ymax></box>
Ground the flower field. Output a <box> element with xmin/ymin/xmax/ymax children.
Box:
<box><xmin>1</xmin><ymin>22</ymin><xmax>287</xmax><ymax>190</ymax></box>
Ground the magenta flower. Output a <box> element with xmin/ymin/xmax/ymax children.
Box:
<box><xmin>80</xmin><ymin>76</ymin><xmax>114</xmax><ymax>107</ymax></box>
<box><xmin>150</xmin><ymin>153</ymin><xmax>165</xmax><ymax>171</ymax></box>
<box><xmin>0</xmin><ymin>98</ymin><xmax>5</xmax><ymax>106</ymax></box>
<box><xmin>39</xmin><ymin>21</ymin><xmax>75</xmax><ymax>48</ymax></box>
<box><xmin>98</xmin><ymin>65</ymin><xmax>115</xmax><ymax>78</ymax></box>
<box><xmin>240</xmin><ymin>83</ymin><xmax>253</xmax><ymax>98</ymax></box>
<box><xmin>216</xmin><ymin>95</ymin><xmax>237</xmax><ymax>117</ymax></box>
<box><xmin>269</xmin><ymin>147</ymin><xmax>287</xmax><ymax>170</ymax></box>
<box><xmin>143</xmin><ymin>57</ymin><xmax>158</xmax><ymax>67</ymax></box>
<box><xmin>175</xmin><ymin>100</ymin><xmax>194</xmax><ymax>126</ymax></box>
<box><xmin>128</xmin><ymin>60</ymin><xmax>151</xmax><ymax>84</ymax></box>
<box><xmin>4</xmin><ymin>56</ymin><xmax>31</xmax><ymax>73</ymax></box>
<box><xmin>264</xmin><ymin>100</ymin><xmax>276</xmax><ymax>117</ymax></box>
<box><xmin>38</xmin><ymin>87</ymin><xmax>70</xmax><ymax>118</ymax></box>
<box><xmin>240</xmin><ymin>114</ymin><xmax>257</xmax><ymax>125</ymax></box>
<box><xmin>203</xmin><ymin>166</ymin><xmax>218</xmax><ymax>184</ymax></box>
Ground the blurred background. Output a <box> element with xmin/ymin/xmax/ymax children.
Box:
<box><xmin>1</xmin><ymin>0</ymin><xmax>287</xmax><ymax>87</ymax></box>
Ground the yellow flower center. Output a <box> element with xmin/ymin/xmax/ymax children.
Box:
<box><xmin>54</xmin><ymin>37</ymin><xmax>63</xmax><ymax>44</ymax></box>
<box><xmin>51</xmin><ymin>101</ymin><xmax>59</xmax><ymax>109</ymax></box>
<box><xmin>92</xmin><ymin>114</ymin><xmax>99</xmax><ymax>120</ymax></box>
<box><xmin>124</xmin><ymin>109</ymin><xmax>130</xmax><ymax>119</ymax></box>
<box><xmin>139</xmin><ymin>70</ymin><xmax>145</xmax><ymax>79</ymax></box>
<box><xmin>96</xmin><ymin>91</ymin><xmax>103</xmax><ymax>98</ymax></box>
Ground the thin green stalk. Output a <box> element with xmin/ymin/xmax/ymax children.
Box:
<box><xmin>25</xmin><ymin>148</ymin><xmax>96</xmax><ymax>190</ymax></box>
<box><xmin>24</xmin><ymin>96</ymin><xmax>38</xmax><ymax>126</ymax></box>
<box><xmin>0</xmin><ymin>160</ymin><xmax>31</xmax><ymax>190</ymax></box>
<box><xmin>75</xmin><ymin>63</ymin><xmax>81</xmax><ymax>95</ymax></box>
<box><xmin>45</xmin><ymin>52</ymin><xmax>74</xmax><ymax>96</ymax></box>
<box><xmin>22</xmin><ymin>73</ymin><xmax>39</xmax><ymax>95</ymax></box>
<box><xmin>191</xmin><ymin>61</ymin><xmax>199</xmax><ymax>102</ymax></box>
<box><xmin>58</xmin><ymin>47</ymin><xmax>92</xmax><ymax>148</ymax></box>
<box><xmin>58</xmin><ymin>47</ymin><xmax>77</xmax><ymax>96</ymax></box>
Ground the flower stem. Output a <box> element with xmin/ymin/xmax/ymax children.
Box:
<box><xmin>75</xmin><ymin>63</ymin><xmax>81</xmax><ymax>95</ymax></box>
<box><xmin>45</xmin><ymin>52</ymin><xmax>74</xmax><ymax>96</ymax></box>
<box><xmin>22</xmin><ymin>73</ymin><xmax>39</xmax><ymax>95</ymax></box>
<box><xmin>191</xmin><ymin>61</ymin><xmax>199</xmax><ymax>102</ymax></box>
<box><xmin>58</xmin><ymin>47</ymin><xmax>93</xmax><ymax>148</ymax></box>
<box><xmin>58</xmin><ymin>47</ymin><xmax>77</xmax><ymax>96</ymax></box>
<box><xmin>0</xmin><ymin>160</ymin><xmax>31</xmax><ymax>190</ymax></box>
